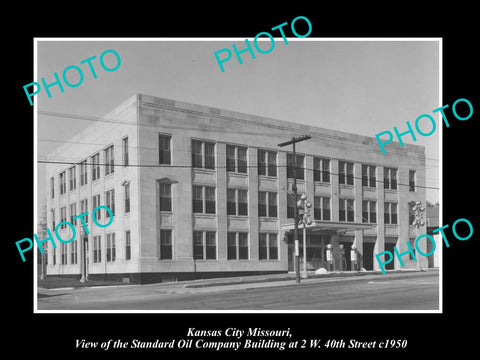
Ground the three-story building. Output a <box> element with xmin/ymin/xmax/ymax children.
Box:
<box><xmin>45</xmin><ymin>94</ymin><xmax>427</xmax><ymax>283</ymax></box>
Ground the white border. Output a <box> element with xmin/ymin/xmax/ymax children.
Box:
<box><xmin>34</xmin><ymin>37</ymin><xmax>442</xmax><ymax>314</ymax></box>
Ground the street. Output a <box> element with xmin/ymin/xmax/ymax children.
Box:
<box><xmin>37</xmin><ymin>271</ymin><xmax>439</xmax><ymax>311</ymax></box>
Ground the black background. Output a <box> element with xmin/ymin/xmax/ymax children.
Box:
<box><xmin>6</xmin><ymin>4</ymin><xmax>478</xmax><ymax>357</ymax></box>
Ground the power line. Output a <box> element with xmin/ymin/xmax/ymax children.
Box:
<box><xmin>37</xmin><ymin>154</ymin><xmax>440</xmax><ymax>184</ymax></box>
<box><xmin>38</xmin><ymin>110</ymin><xmax>439</xmax><ymax>162</ymax></box>
<box><xmin>37</xmin><ymin>159</ymin><xmax>439</xmax><ymax>190</ymax></box>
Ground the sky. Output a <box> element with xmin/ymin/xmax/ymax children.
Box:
<box><xmin>36</xmin><ymin>39</ymin><xmax>440</xmax><ymax>213</ymax></box>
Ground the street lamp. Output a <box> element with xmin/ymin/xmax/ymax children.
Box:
<box><xmin>278</xmin><ymin>134</ymin><xmax>311</xmax><ymax>284</ymax></box>
<box><xmin>297</xmin><ymin>193</ymin><xmax>313</xmax><ymax>278</ymax></box>
<box><xmin>412</xmin><ymin>200</ymin><xmax>425</xmax><ymax>271</ymax></box>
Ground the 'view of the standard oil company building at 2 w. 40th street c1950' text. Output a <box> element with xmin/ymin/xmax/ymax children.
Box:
<box><xmin>43</xmin><ymin>93</ymin><xmax>431</xmax><ymax>284</ymax></box>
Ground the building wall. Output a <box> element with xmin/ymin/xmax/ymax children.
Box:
<box><xmin>134</xmin><ymin>94</ymin><xmax>426</xmax><ymax>276</ymax></box>
<box><xmin>45</xmin><ymin>95</ymin><xmax>140</xmax><ymax>279</ymax></box>
<box><xmin>45</xmin><ymin>93</ymin><xmax>427</xmax><ymax>281</ymax></box>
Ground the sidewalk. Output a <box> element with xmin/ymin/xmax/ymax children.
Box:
<box><xmin>153</xmin><ymin>268</ymin><xmax>439</xmax><ymax>294</ymax></box>
<box><xmin>37</xmin><ymin>277</ymin><xmax>129</xmax><ymax>291</ymax></box>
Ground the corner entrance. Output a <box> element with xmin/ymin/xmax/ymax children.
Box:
<box><xmin>287</xmin><ymin>233</ymin><xmax>331</xmax><ymax>271</ymax></box>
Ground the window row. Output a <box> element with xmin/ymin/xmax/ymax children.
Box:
<box><xmin>286</xmin><ymin>197</ymin><xmax>398</xmax><ymax>224</ymax></box>
<box><xmin>159</xmin><ymin>230</ymin><xmax>278</xmax><ymax>261</ymax></box>
<box><xmin>53</xmin><ymin>186</ymin><xmax>131</xmax><ymax>227</ymax></box>
<box><xmin>160</xmin><ymin>136</ymin><xmax>413</xmax><ymax>194</ymax></box>
<box><xmin>51</xmin><ymin>231</ymin><xmax>131</xmax><ymax>266</ymax></box>
<box><xmin>53</xmin><ymin>140</ymin><xmax>128</xmax><ymax>197</ymax></box>
<box><xmin>51</xmin><ymin>134</ymin><xmax>415</xmax><ymax>200</ymax></box>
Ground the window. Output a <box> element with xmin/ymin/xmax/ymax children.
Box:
<box><xmin>70</xmin><ymin>240</ymin><xmax>78</xmax><ymax>264</ymax></box>
<box><xmin>227</xmin><ymin>232</ymin><xmax>249</xmax><ymax>260</ymax></box>
<box><xmin>205</xmin><ymin>187</ymin><xmax>216</xmax><ymax>214</ymax></box>
<box><xmin>409</xmin><ymin>170</ymin><xmax>416</xmax><ymax>192</ymax></box>
<box><xmin>362</xmin><ymin>164</ymin><xmax>376</xmax><ymax>188</ymax></box>
<box><xmin>60</xmin><ymin>206</ymin><xmax>67</xmax><ymax>229</ymax></box>
<box><xmin>192</xmin><ymin>185</ymin><xmax>216</xmax><ymax>214</ymax></box>
<box><xmin>193</xmin><ymin>231</ymin><xmax>203</xmax><ymax>260</ymax></box>
<box><xmin>50</xmin><ymin>177</ymin><xmax>54</xmax><ymax>198</ymax></box>
<box><xmin>122</xmin><ymin>137</ymin><xmax>129</xmax><ymax>167</ymax></box>
<box><xmin>192</xmin><ymin>186</ymin><xmax>203</xmax><ymax>214</ymax></box>
<box><xmin>91</xmin><ymin>153</ymin><xmax>100</xmax><ymax>181</ymax></box>
<box><xmin>259</xmin><ymin>233</ymin><xmax>278</xmax><ymax>260</ymax></box>
<box><xmin>287</xmin><ymin>153</ymin><xmax>305</xmax><ymax>180</ymax></box>
<box><xmin>227</xmin><ymin>233</ymin><xmax>237</xmax><ymax>260</ymax></box>
<box><xmin>339</xmin><ymin>198</ymin><xmax>354</xmax><ymax>222</ymax></box>
<box><xmin>104</xmin><ymin>145</ymin><xmax>115</xmax><ymax>175</ymax></box>
<box><xmin>124</xmin><ymin>183</ymin><xmax>130</xmax><ymax>213</ymax></box>
<box><xmin>93</xmin><ymin>235</ymin><xmax>101</xmax><ymax>263</ymax></box>
<box><xmin>258</xmin><ymin>149</ymin><xmax>277</xmax><ymax>177</ymax></box>
<box><xmin>339</xmin><ymin>161</ymin><xmax>354</xmax><ymax>185</ymax></box>
<box><xmin>52</xmin><ymin>247</ymin><xmax>56</xmax><ymax>266</ymax></box>
<box><xmin>362</xmin><ymin>200</ymin><xmax>377</xmax><ymax>223</ymax></box>
<box><xmin>51</xmin><ymin>209</ymin><xmax>56</xmax><ymax>230</ymax></box>
<box><xmin>106</xmin><ymin>233</ymin><xmax>116</xmax><ymax>262</ymax></box>
<box><xmin>70</xmin><ymin>203</ymin><xmax>76</xmax><ymax>226</ymax></box>
<box><xmin>59</xmin><ymin>172</ymin><xmax>66</xmax><ymax>195</ymax></box>
<box><xmin>204</xmin><ymin>142</ymin><xmax>215</xmax><ymax>170</ymax></box>
<box><xmin>80</xmin><ymin>160</ymin><xmax>88</xmax><ymax>186</ymax></box>
<box><xmin>227</xmin><ymin>189</ymin><xmax>236</xmax><ymax>215</ymax></box>
<box><xmin>193</xmin><ymin>231</ymin><xmax>216</xmax><ymax>260</ymax></box>
<box><xmin>258</xmin><ymin>191</ymin><xmax>277</xmax><ymax>218</ymax></box>
<box><xmin>205</xmin><ymin>232</ymin><xmax>216</xmax><ymax>259</ymax></box>
<box><xmin>238</xmin><ymin>233</ymin><xmax>249</xmax><ymax>259</ymax></box>
<box><xmin>125</xmin><ymin>231</ymin><xmax>131</xmax><ymax>260</ymax></box>
<box><xmin>80</xmin><ymin>199</ymin><xmax>88</xmax><ymax>223</ymax></box>
<box><xmin>192</xmin><ymin>140</ymin><xmax>202</xmax><ymax>169</ymax></box>
<box><xmin>384</xmin><ymin>167</ymin><xmax>397</xmax><ymax>190</ymax></box>
<box><xmin>159</xmin><ymin>182</ymin><xmax>172</xmax><ymax>212</ymax></box>
<box><xmin>226</xmin><ymin>145</ymin><xmax>247</xmax><ymax>173</ymax></box>
<box><xmin>160</xmin><ymin>229</ymin><xmax>172</xmax><ymax>260</ymax></box>
<box><xmin>384</xmin><ymin>202</ymin><xmax>398</xmax><ymax>225</ymax></box>
<box><xmin>92</xmin><ymin>194</ymin><xmax>101</xmax><ymax>220</ymax></box>
<box><xmin>61</xmin><ymin>243</ymin><xmax>67</xmax><ymax>265</ymax></box>
<box><xmin>227</xmin><ymin>188</ymin><xmax>248</xmax><ymax>216</ymax></box>
<box><xmin>287</xmin><ymin>194</ymin><xmax>295</xmax><ymax>219</ymax></box>
<box><xmin>69</xmin><ymin>166</ymin><xmax>76</xmax><ymax>191</ymax></box>
<box><xmin>192</xmin><ymin>140</ymin><xmax>215</xmax><ymax>169</ymax></box>
<box><xmin>314</xmin><ymin>158</ymin><xmax>330</xmax><ymax>183</ymax></box>
<box><xmin>314</xmin><ymin>196</ymin><xmax>331</xmax><ymax>221</ymax></box>
<box><xmin>159</xmin><ymin>134</ymin><xmax>171</xmax><ymax>165</ymax></box>
<box><xmin>105</xmin><ymin>189</ymin><xmax>115</xmax><ymax>217</ymax></box>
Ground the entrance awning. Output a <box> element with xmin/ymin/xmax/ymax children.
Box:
<box><xmin>281</xmin><ymin>220</ymin><xmax>375</xmax><ymax>233</ymax></box>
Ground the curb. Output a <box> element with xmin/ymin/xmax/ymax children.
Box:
<box><xmin>183</xmin><ymin>269</ymin><xmax>439</xmax><ymax>289</ymax></box>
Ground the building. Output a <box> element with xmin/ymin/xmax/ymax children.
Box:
<box><xmin>44</xmin><ymin>94</ymin><xmax>427</xmax><ymax>283</ymax></box>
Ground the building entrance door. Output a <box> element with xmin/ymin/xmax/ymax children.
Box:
<box><xmin>363</xmin><ymin>242</ymin><xmax>375</xmax><ymax>270</ymax></box>
<box><xmin>288</xmin><ymin>233</ymin><xmax>331</xmax><ymax>271</ymax></box>
<box><xmin>385</xmin><ymin>243</ymin><xmax>395</xmax><ymax>270</ymax></box>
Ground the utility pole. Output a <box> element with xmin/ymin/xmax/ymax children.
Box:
<box><xmin>278</xmin><ymin>134</ymin><xmax>311</xmax><ymax>284</ymax></box>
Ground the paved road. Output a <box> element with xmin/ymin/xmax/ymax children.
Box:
<box><xmin>37</xmin><ymin>272</ymin><xmax>439</xmax><ymax>311</ymax></box>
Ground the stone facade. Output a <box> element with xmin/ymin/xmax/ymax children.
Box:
<box><xmin>45</xmin><ymin>94</ymin><xmax>427</xmax><ymax>283</ymax></box>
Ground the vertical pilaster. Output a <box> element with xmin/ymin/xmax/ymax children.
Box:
<box><xmin>248</xmin><ymin>148</ymin><xmax>259</xmax><ymax>260</ymax></box>
<box><xmin>375</xmin><ymin>166</ymin><xmax>385</xmax><ymax>271</ymax></box>
<box><xmin>216</xmin><ymin>142</ymin><xmax>227</xmax><ymax>260</ymax></box>
<box><xmin>331</xmin><ymin>159</ymin><xmax>339</xmax><ymax>222</ymax></box>
<box><xmin>354</xmin><ymin>162</ymin><xmax>364</xmax><ymax>268</ymax></box>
